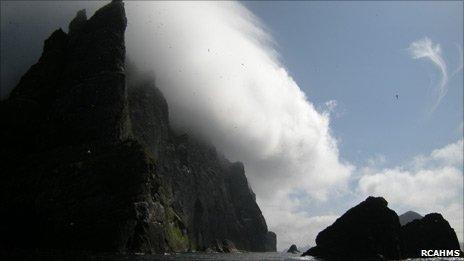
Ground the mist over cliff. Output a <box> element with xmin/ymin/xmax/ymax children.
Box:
<box><xmin>1</xmin><ymin>1</ymin><xmax>356</xmax><ymax>249</ymax></box>
<box><xmin>0</xmin><ymin>0</ymin><xmax>278</xmax><ymax>253</ymax></box>
<box><xmin>124</xmin><ymin>2</ymin><xmax>355</xmax><ymax>250</ymax></box>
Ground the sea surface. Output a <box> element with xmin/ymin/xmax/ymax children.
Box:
<box><xmin>83</xmin><ymin>252</ymin><xmax>464</xmax><ymax>261</ymax></box>
<box><xmin>8</xmin><ymin>252</ymin><xmax>464</xmax><ymax>261</ymax></box>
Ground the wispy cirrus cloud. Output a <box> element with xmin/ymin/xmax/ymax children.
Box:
<box><xmin>408</xmin><ymin>37</ymin><xmax>448</xmax><ymax>112</ymax></box>
<box><xmin>408</xmin><ymin>37</ymin><xmax>463</xmax><ymax>113</ymax></box>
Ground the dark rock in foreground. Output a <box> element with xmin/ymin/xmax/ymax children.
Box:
<box><xmin>0</xmin><ymin>0</ymin><xmax>276</xmax><ymax>254</ymax></box>
<box><xmin>401</xmin><ymin>213</ymin><xmax>463</xmax><ymax>258</ymax></box>
<box><xmin>302</xmin><ymin>196</ymin><xmax>402</xmax><ymax>261</ymax></box>
<box><xmin>1</xmin><ymin>0</ymin><xmax>137</xmax><ymax>252</ymax></box>
<box><xmin>399</xmin><ymin>211</ymin><xmax>423</xmax><ymax>226</ymax></box>
<box><xmin>303</xmin><ymin>197</ymin><xmax>463</xmax><ymax>260</ymax></box>
<box><xmin>287</xmin><ymin>244</ymin><xmax>300</xmax><ymax>254</ymax></box>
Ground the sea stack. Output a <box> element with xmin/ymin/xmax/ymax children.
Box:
<box><xmin>287</xmin><ymin>244</ymin><xmax>300</xmax><ymax>254</ymax></box>
<box><xmin>0</xmin><ymin>0</ymin><xmax>275</xmax><ymax>254</ymax></box>
<box><xmin>302</xmin><ymin>197</ymin><xmax>403</xmax><ymax>261</ymax></box>
<box><xmin>303</xmin><ymin>197</ymin><xmax>463</xmax><ymax>260</ymax></box>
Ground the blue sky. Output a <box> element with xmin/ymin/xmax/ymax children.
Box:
<box><xmin>243</xmin><ymin>1</ymin><xmax>463</xmax><ymax>168</ymax></box>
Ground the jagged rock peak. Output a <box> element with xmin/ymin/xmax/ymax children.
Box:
<box><xmin>42</xmin><ymin>28</ymin><xmax>68</xmax><ymax>54</ymax></box>
<box><xmin>68</xmin><ymin>9</ymin><xmax>87</xmax><ymax>36</ymax></box>
<box><xmin>87</xmin><ymin>0</ymin><xmax>126</xmax><ymax>31</ymax></box>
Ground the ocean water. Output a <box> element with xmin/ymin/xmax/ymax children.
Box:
<box><xmin>8</xmin><ymin>252</ymin><xmax>463</xmax><ymax>261</ymax></box>
<box><xmin>83</xmin><ymin>252</ymin><xmax>464</xmax><ymax>261</ymax></box>
<box><xmin>88</xmin><ymin>252</ymin><xmax>314</xmax><ymax>261</ymax></box>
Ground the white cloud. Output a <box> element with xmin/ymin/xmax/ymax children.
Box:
<box><xmin>358</xmin><ymin>139</ymin><xmax>464</xmax><ymax>242</ymax></box>
<box><xmin>123</xmin><ymin>1</ymin><xmax>354</xmax><ymax>250</ymax></box>
<box><xmin>324</xmin><ymin>100</ymin><xmax>337</xmax><ymax>114</ymax></box>
<box><xmin>430</xmin><ymin>139</ymin><xmax>463</xmax><ymax>167</ymax></box>
<box><xmin>409</xmin><ymin>37</ymin><xmax>448</xmax><ymax>112</ymax></box>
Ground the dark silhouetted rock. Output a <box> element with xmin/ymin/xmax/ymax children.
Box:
<box><xmin>302</xmin><ymin>196</ymin><xmax>402</xmax><ymax>261</ymax></box>
<box><xmin>265</xmin><ymin>231</ymin><xmax>277</xmax><ymax>252</ymax></box>
<box><xmin>68</xmin><ymin>9</ymin><xmax>87</xmax><ymax>37</ymax></box>
<box><xmin>401</xmin><ymin>213</ymin><xmax>463</xmax><ymax>258</ymax></box>
<box><xmin>399</xmin><ymin>211</ymin><xmax>423</xmax><ymax>226</ymax></box>
<box><xmin>0</xmin><ymin>1</ymin><xmax>167</xmax><ymax>254</ymax></box>
<box><xmin>287</xmin><ymin>244</ymin><xmax>300</xmax><ymax>254</ymax></box>
<box><xmin>0</xmin><ymin>0</ymin><xmax>275</xmax><ymax>255</ymax></box>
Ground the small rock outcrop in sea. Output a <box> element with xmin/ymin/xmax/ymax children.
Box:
<box><xmin>287</xmin><ymin>244</ymin><xmax>300</xmax><ymax>254</ymax></box>
<box><xmin>302</xmin><ymin>196</ymin><xmax>403</xmax><ymax>261</ymax></box>
<box><xmin>0</xmin><ymin>0</ymin><xmax>276</xmax><ymax>254</ymax></box>
<box><xmin>399</xmin><ymin>211</ymin><xmax>423</xmax><ymax>226</ymax></box>
<box><xmin>401</xmin><ymin>213</ymin><xmax>463</xmax><ymax>258</ymax></box>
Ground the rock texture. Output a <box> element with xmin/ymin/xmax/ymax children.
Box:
<box><xmin>401</xmin><ymin>213</ymin><xmax>462</xmax><ymax>258</ymax></box>
<box><xmin>287</xmin><ymin>244</ymin><xmax>300</xmax><ymax>254</ymax></box>
<box><xmin>399</xmin><ymin>211</ymin><xmax>423</xmax><ymax>226</ymax></box>
<box><xmin>302</xmin><ymin>197</ymin><xmax>403</xmax><ymax>261</ymax></box>
<box><xmin>0</xmin><ymin>0</ymin><xmax>275</xmax><ymax>254</ymax></box>
<box><xmin>127</xmin><ymin>71</ymin><xmax>275</xmax><ymax>252</ymax></box>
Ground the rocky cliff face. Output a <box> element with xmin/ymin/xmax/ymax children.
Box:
<box><xmin>127</xmin><ymin>72</ymin><xmax>275</xmax><ymax>252</ymax></box>
<box><xmin>0</xmin><ymin>0</ymin><xmax>275</xmax><ymax>254</ymax></box>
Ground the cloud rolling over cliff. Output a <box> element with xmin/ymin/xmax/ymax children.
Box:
<box><xmin>124</xmin><ymin>1</ymin><xmax>353</xmax><ymax>249</ymax></box>
<box><xmin>1</xmin><ymin>1</ymin><xmax>353</xmax><ymax>249</ymax></box>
